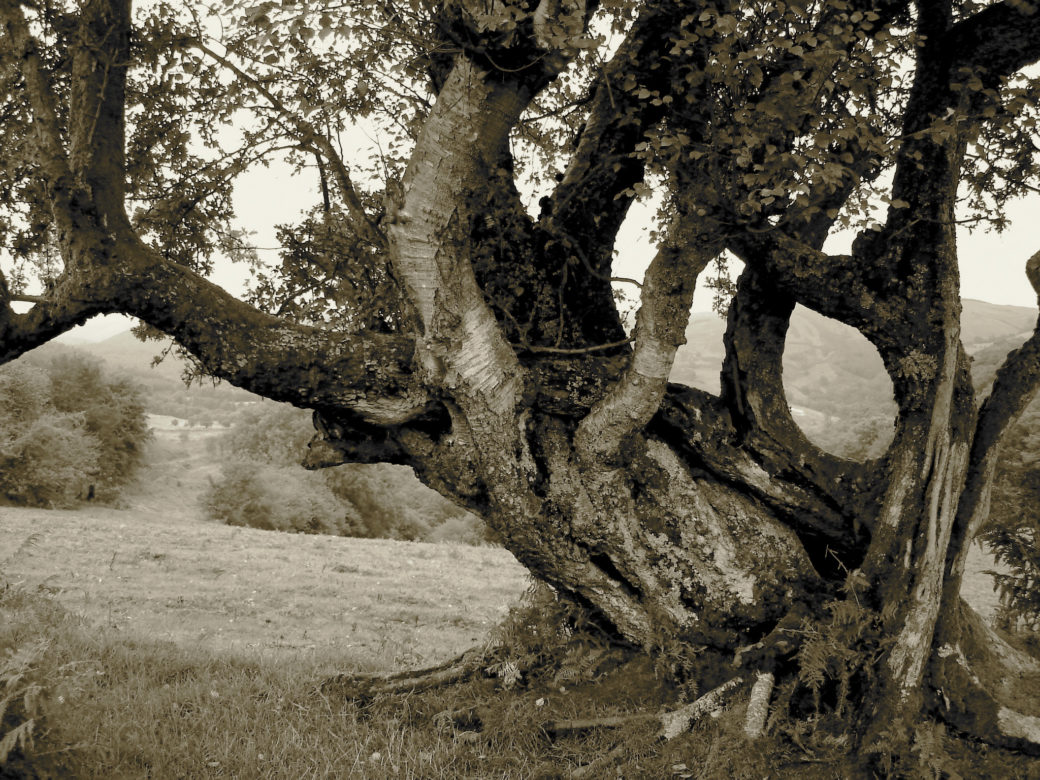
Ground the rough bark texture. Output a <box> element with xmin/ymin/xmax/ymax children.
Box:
<box><xmin>3</xmin><ymin>0</ymin><xmax>1040</xmax><ymax>758</ymax></box>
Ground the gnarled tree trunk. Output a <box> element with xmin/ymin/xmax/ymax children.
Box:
<box><xmin>2</xmin><ymin>0</ymin><xmax>1040</xmax><ymax>759</ymax></box>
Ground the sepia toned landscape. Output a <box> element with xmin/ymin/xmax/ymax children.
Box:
<box><xmin>5</xmin><ymin>0</ymin><xmax>1040</xmax><ymax>775</ymax></box>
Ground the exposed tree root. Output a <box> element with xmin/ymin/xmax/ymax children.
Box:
<box><xmin>320</xmin><ymin>647</ymin><xmax>487</xmax><ymax>703</ymax></box>
<box><xmin>930</xmin><ymin>601</ymin><xmax>1040</xmax><ymax>754</ymax></box>
<box><xmin>567</xmin><ymin>677</ymin><xmax>745</xmax><ymax>778</ymax></box>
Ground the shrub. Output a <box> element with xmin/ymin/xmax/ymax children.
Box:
<box><xmin>218</xmin><ymin>403</ymin><xmax>313</xmax><ymax>465</ymax></box>
<box><xmin>216</xmin><ymin>404</ymin><xmax>489</xmax><ymax>543</ymax></box>
<box><xmin>0</xmin><ymin>350</ymin><xmax>150</xmax><ymax>507</ymax></box>
<box><xmin>0</xmin><ymin>414</ymin><xmax>100</xmax><ymax>508</ymax></box>
<box><xmin>203</xmin><ymin>461</ymin><xmax>365</xmax><ymax>536</ymax></box>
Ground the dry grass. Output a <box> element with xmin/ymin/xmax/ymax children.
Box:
<box><xmin>0</xmin><ymin>431</ymin><xmax>530</xmax><ymax>673</ymax></box>
<box><xmin>0</xmin><ymin>509</ymin><xmax>529</xmax><ymax>676</ymax></box>
<box><xmin>0</xmin><ymin>432</ymin><xmax>1024</xmax><ymax>778</ymax></box>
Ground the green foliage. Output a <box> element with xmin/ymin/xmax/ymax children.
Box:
<box><xmin>0</xmin><ymin>352</ymin><xmax>150</xmax><ymax>508</ymax></box>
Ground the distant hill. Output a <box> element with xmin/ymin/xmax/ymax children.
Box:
<box><xmin>672</xmin><ymin>299</ymin><xmax>1037</xmax><ymax>457</ymax></box>
<box><xmin>74</xmin><ymin>330</ymin><xmax>190</xmax><ymax>382</ymax></box>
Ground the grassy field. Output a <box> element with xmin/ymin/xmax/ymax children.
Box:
<box><xmin>0</xmin><ymin>431</ymin><xmax>1026</xmax><ymax>778</ymax></box>
<box><xmin>0</xmin><ymin>430</ymin><xmax>530</xmax><ymax>673</ymax></box>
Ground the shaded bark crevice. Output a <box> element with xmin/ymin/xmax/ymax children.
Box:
<box><xmin>929</xmin><ymin>601</ymin><xmax>1040</xmax><ymax>754</ymax></box>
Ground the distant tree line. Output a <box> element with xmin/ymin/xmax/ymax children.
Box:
<box><xmin>204</xmin><ymin>404</ymin><xmax>487</xmax><ymax>545</ymax></box>
<box><xmin>0</xmin><ymin>350</ymin><xmax>150</xmax><ymax>507</ymax></box>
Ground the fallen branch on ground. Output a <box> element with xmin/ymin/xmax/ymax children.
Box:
<box><xmin>568</xmin><ymin>677</ymin><xmax>745</xmax><ymax>778</ymax></box>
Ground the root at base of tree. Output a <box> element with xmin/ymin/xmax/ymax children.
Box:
<box><xmin>565</xmin><ymin>676</ymin><xmax>746</xmax><ymax>778</ymax></box>
<box><xmin>320</xmin><ymin>647</ymin><xmax>487</xmax><ymax>703</ymax></box>
<box><xmin>930</xmin><ymin>602</ymin><xmax>1040</xmax><ymax>754</ymax></box>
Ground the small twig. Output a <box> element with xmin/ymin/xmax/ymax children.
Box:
<box><xmin>513</xmin><ymin>337</ymin><xmax>632</xmax><ymax>355</ymax></box>
<box><xmin>9</xmin><ymin>294</ymin><xmax>52</xmax><ymax>304</ymax></box>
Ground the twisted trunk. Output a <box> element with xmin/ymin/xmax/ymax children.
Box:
<box><xmin>3</xmin><ymin>0</ymin><xmax>1040</xmax><ymax>761</ymax></box>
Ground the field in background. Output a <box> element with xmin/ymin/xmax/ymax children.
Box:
<box><xmin>1</xmin><ymin>427</ymin><xmax>530</xmax><ymax>674</ymax></box>
<box><xmin>0</xmin><ymin>423</ymin><xmax>1005</xmax><ymax>674</ymax></box>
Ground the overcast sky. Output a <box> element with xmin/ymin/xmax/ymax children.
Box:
<box><xmin>62</xmin><ymin>152</ymin><xmax>1039</xmax><ymax>343</ymax></box>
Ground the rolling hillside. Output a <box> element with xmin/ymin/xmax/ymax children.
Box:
<box><xmin>671</xmin><ymin>299</ymin><xmax>1037</xmax><ymax>456</ymax></box>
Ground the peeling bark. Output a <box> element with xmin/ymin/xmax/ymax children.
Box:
<box><xmin>5</xmin><ymin>0</ymin><xmax>1040</xmax><ymax>759</ymax></box>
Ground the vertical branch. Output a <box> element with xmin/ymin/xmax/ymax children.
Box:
<box><xmin>942</xmin><ymin>251</ymin><xmax>1040</xmax><ymax>593</ymax></box>
<box><xmin>574</xmin><ymin>213</ymin><xmax>714</xmax><ymax>463</ymax></box>
<box><xmin>67</xmin><ymin>0</ymin><xmax>132</xmax><ymax>220</ymax></box>
<box><xmin>387</xmin><ymin>58</ymin><xmax>528</xmax><ymax>423</ymax></box>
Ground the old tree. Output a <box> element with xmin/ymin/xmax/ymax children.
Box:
<box><xmin>4</xmin><ymin>0</ymin><xmax>1040</xmax><ymax>759</ymax></box>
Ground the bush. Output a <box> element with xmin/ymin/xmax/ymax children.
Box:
<box><xmin>215</xmin><ymin>404</ymin><xmax>489</xmax><ymax>543</ymax></box>
<box><xmin>0</xmin><ymin>414</ymin><xmax>100</xmax><ymax>507</ymax></box>
<box><xmin>203</xmin><ymin>461</ymin><xmax>365</xmax><ymax>536</ymax></box>
<box><xmin>425</xmin><ymin>514</ymin><xmax>487</xmax><ymax>546</ymax></box>
<box><xmin>44</xmin><ymin>353</ymin><xmax>151</xmax><ymax>498</ymax></box>
<box><xmin>0</xmin><ymin>351</ymin><xmax>149</xmax><ymax>507</ymax></box>
<box><xmin>219</xmin><ymin>403</ymin><xmax>313</xmax><ymax>465</ymax></box>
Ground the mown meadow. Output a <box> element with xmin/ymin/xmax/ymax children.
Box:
<box><xmin>2</xmin><ymin>424</ymin><xmax>1032</xmax><ymax>779</ymax></box>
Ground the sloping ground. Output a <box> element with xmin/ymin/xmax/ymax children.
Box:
<box><xmin>0</xmin><ymin>503</ymin><xmax>530</xmax><ymax>672</ymax></box>
<box><xmin>0</xmin><ymin>434</ymin><xmax>531</xmax><ymax>673</ymax></box>
<box><xmin>0</xmin><ymin>502</ymin><xmax>1001</xmax><ymax>678</ymax></box>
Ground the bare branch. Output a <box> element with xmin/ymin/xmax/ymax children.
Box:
<box><xmin>575</xmin><ymin>212</ymin><xmax>715</xmax><ymax>464</ymax></box>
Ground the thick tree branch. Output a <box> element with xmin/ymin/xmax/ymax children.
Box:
<box><xmin>946</xmin><ymin>1</ymin><xmax>1040</xmax><ymax>85</ymax></box>
<box><xmin>0</xmin><ymin>287</ymin><xmax>106</xmax><ymax>362</ymax></box>
<box><xmin>67</xmin><ymin>0</ymin><xmax>132</xmax><ymax>220</ymax></box>
<box><xmin>533</xmin><ymin>1</ymin><xmax>693</xmax><ymax>345</ymax></box>
<box><xmin>575</xmin><ymin>212</ymin><xmax>715</xmax><ymax>464</ymax></box>
<box><xmin>652</xmin><ymin>387</ymin><xmax>864</xmax><ymax>562</ymax></box>
<box><xmin>113</xmin><ymin>233</ymin><xmax>426</xmax><ymax>423</ymax></box>
<box><xmin>388</xmin><ymin>56</ymin><xmax>536</xmax><ymax>427</ymax></box>
<box><xmin>1</xmin><ymin>230</ymin><xmax>427</xmax><ymax>427</ymax></box>
<box><xmin>942</xmin><ymin>250</ymin><xmax>1040</xmax><ymax>592</ymax></box>
<box><xmin>719</xmin><ymin>265</ymin><xmax>876</xmax><ymax>511</ymax></box>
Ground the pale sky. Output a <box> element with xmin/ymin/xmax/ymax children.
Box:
<box><xmin>59</xmin><ymin>149</ymin><xmax>1039</xmax><ymax>343</ymax></box>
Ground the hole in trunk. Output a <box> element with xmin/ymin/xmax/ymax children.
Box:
<box><xmin>781</xmin><ymin>306</ymin><xmax>896</xmax><ymax>460</ymax></box>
